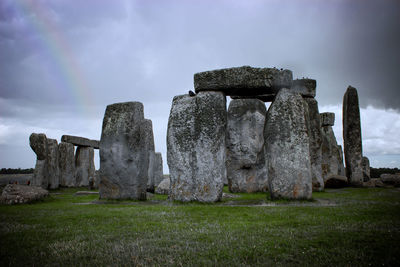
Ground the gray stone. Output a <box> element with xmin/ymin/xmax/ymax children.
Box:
<box><xmin>153</xmin><ymin>153</ymin><xmax>164</xmax><ymax>187</ymax></box>
<box><xmin>291</xmin><ymin>79</ymin><xmax>316</xmax><ymax>98</ymax></box>
<box><xmin>343</xmin><ymin>86</ymin><xmax>364</xmax><ymax>186</ymax></box>
<box><xmin>1</xmin><ymin>184</ymin><xmax>49</xmax><ymax>205</ymax></box>
<box><xmin>167</xmin><ymin>91</ymin><xmax>226</xmax><ymax>202</ymax></box>
<box><xmin>29</xmin><ymin>133</ymin><xmax>49</xmax><ymax>188</ymax></box>
<box><xmin>321</xmin><ymin>125</ymin><xmax>342</xmax><ymax>182</ymax></box>
<box><xmin>325</xmin><ymin>175</ymin><xmax>348</xmax><ymax>188</ymax></box>
<box><xmin>99</xmin><ymin>102</ymin><xmax>149</xmax><ymax>200</ymax></box>
<box><xmin>363</xmin><ymin>178</ymin><xmax>385</xmax><ymax>188</ymax></box>
<box><xmin>144</xmin><ymin>120</ymin><xmax>157</xmax><ymax>192</ymax></box>
<box><xmin>226</xmin><ymin>99</ymin><xmax>268</xmax><ymax>193</ymax></box>
<box><xmin>74</xmin><ymin>191</ymin><xmax>99</xmax><ymax>196</ymax></box>
<box><xmin>303</xmin><ymin>98</ymin><xmax>324</xmax><ymax>191</ymax></box>
<box><xmin>380</xmin><ymin>173</ymin><xmax>400</xmax><ymax>186</ymax></box>
<box><xmin>320</xmin><ymin>112</ymin><xmax>335</xmax><ymax>127</ymax></box>
<box><xmin>194</xmin><ymin>66</ymin><xmax>293</xmax><ymax>98</ymax></box>
<box><xmin>46</xmin><ymin>138</ymin><xmax>60</xmax><ymax>189</ymax></box>
<box><xmin>264</xmin><ymin>89</ymin><xmax>312</xmax><ymax>200</ymax></box>
<box><xmin>75</xmin><ymin>146</ymin><xmax>95</xmax><ymax>187</ymax></box>
<box><xmin>58</xmin><ymin>142</ymin><xmax>75</xmax><ymax>187</ymax></box>
<box><xmin>338</xmin><ymin>145</ymin><xmax>346</xmax><ymax>176</ymax></box>
<box><xmin>61</xmin><ymin>135</ymin><xmax>99</xmax><ymax>149</ymax></box>
<box><xmin>155</xmin><ymin>177</ymin><xmax>170</xmax><ymax>195</ymax></box>
<box><xmin>362</xmin><ymin>156</ymin><xmax>371</xmax><ymax>182</ymax></box>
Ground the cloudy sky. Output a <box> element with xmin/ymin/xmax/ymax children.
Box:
<box><xmin>1</xmin><ymin>0</ymin><xmax>399</xmax><ymax>173</ymax></box>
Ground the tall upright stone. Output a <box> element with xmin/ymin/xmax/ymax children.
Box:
<box><xmin>144</xmin><ymin>120</ymin><xmax>157</xmax><ymax>192</ymax></box>
<box><xmin>338</xmin><ymin>145</ymin><xmax>346</xmax><ymax>177</ymax></box>
<box><xmin>58</xmin><ymin>142</ymin><xmax>75</xmax><ymax>187</ymax></box>
<box><xmin>167</xmin><ymin>91</ymin><xmax>226</xmax><ymax>202</ymax></box>
<box><xmin>226</xmin><ymin>99</ymin><xmax>268</xmax><ymax>193</ymax></box>
<box><xmin>362</xmin><ymin>156</ymin><xmax>371</xmax><ymax>182</ymax></box>
<box><xmin>303</xmin><ymin>98</ymin><xmax>324</xmax><ymax>191</ymax></box>
<box><xmin>99</xmin><ymin>102</ymin><xmax>150</xmax><ymax>200</ymax></box>
<box><xmin>75</xmin><ymin>146</ymin><xmax>94</xmax><ymax>187</ymax></box>
<box><xmin>148</xmin><ymin>152</ymin><xmax>164</xmax><ymax>192</ymax></box>
<box><xmin>153</xmin><ymin>153</ymin><xmax>164</xmax><ymax>187</ymax></box>
<box><xmin>343</xmin><ymin>86</ymin><xmax>363</xmax><ymax>186</ymax></box>
<box><xmin>264</xmin><ymin>89</ymin><xmax>312</xmax><ymax>200</ymax></box>
<box><xmin>46</xmin><ymin>138</ymin><xmax>60</xmax><ymax>189</ymax></box>
<box><xmin>29</xmin><ymin>133</ymin><xmax>49</xmax><ymax>188</ymax></box>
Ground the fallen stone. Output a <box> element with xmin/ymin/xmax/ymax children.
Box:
<box><xmin>264</xmin><ymin>89</ymin><xmax>312</xmax><ymax>200</ymax></box>
<box><xmin>75</xmin><ymin>146</ymin><xmax>95</xmax><ymax>187</ymax></box>
<box><xmin>343</xmin><ymin>86</ymin><xmax>364</xmax><ymax>186</ymax></box>
<box><xmin>99</xmin><ymin>102</ymin><xmax>149</xmax><ymax>200</ymax></box>
<box><xmin>291</xmin><ymin>78</ymin><xmax>316</xmax><ymax>98</ymax></box>
<box><xmin>1</xmin><ymin>184</ymin><xmax>49</xmax><ymax>205</ymax></box>
<box><xmin>226</xmin><ymin>99</ymin><xmax>268</xmax><ymax>193</ymax></box>
<box><xmin>380</xmin><ymin>173</ymin><xmax>400</xmax><ymax>187</ymax></box>
<box><xmin>325</xmin><ymin>175</ymin><xmax>348</xmax><ymax>188</ymax></box>
<box><xmin>194</xmin><ymin>66</ymin><xmax>293</xmax><ymax>98</ymax></box>
<box><xmin>155</xmin><ymin>177</ymin><xmax>170</xmax><ymax>195</ymax></box>
<box><xmin>320</xmin><ymin>112</ymin><xmax>335</xmax><ymax>127</ymax></box>
<box><xmin>61</xmin><ymin>135</ymin><xmax>100</xmax><ymax>149</ymax></box>
<box><xmin>58</xmin><ymin>142</ymin><xmax>75</xmax><ymax>187</ymax></box>
<box><xmin>29</xmin><ymin>133</ymin><xmax>49</xmax><ymax>188</ymax></box>
<box><xmin>167</xmin><ymin>92</ymin><xmax>226</xmax><ymax>202</ymax></box>
<box><xmin>362</xmin><ymin>156</ymin><xmax>371</xmax><ymax>182</ymax></box>
<box><xmin>46</xmin><ymin>138</ymin><xmax>60</xmax><ymax>189</ymax></box>
<box><xmin>303</xmin><ymin>98</ymin><xmax>324</xmax><ymax>191</ymax></box>
<box><xmin>363</xmin><ymin>178</ymin><xmax>385</xmax><ymax>188</ymax></box>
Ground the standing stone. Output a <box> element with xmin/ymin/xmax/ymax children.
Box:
<box><xmin>338</xmin><ymin>145</ymin><xmax>346</xmax><ymax>177</ymax></box>
<box><xmin>153</xmin><ymin>153</ymin><xmax>164</xmax><ymax>187</ymax></box>
<box><xmin>144</xmin><ymin>120</ymin><xmax>157</xmax><ymax>192</ymax></box>
<box><xmin>264</xmin><ymin>89</ymin><xmax>312</xmax><ymax>200</ymax></box>
<box><xmin>303</xmin><ymin>98</ymin><xmax>324</xmax><ymax>191</ymax></box>
<box><xmin>75</xmin><ymin>146</ymin><xmax>95</xmax><ymax>187</ymax></box>
<box><xmin>46</xmin><ymin>138</ymin><xmax>60</xmax><ymax>189</ymax></box>
<box><xmin>167</xmin><ymin>91</ymin><xmax>226</xmax><ymax>202</ymax></box>
<box><xmin>58</xmin><ymin>142</ymin><xmax>75</xmax><ymax>187</ymax></box>
<box><xmin>362</xmin><ymin>156</ymin><xmax>371</xmax><ymax>182</ymax></box>
<box><xmin>29</xmin><ymin>133</ymin><xmax>49</xmax><ymax>188</ymax></box>
<box><xmin>99</xmin><ymin>102</ymin><xmax>150</xmax><ymax>200</ymax></box>
<box><xmin>226</xmin><ymin>99</ymin><xmax>268</xmax><ymax>193</ymax></box>
<box><xmin>343</xmin><ymin>86</ymin><xmax>364</xmax><ymax>186</ymax></box>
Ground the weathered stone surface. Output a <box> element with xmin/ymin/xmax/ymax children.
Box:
<box><xmin>363</xmin><ymin>178</ymin><xmax>385</xmax><ymax>188</ymax></box>
<box><xmin>325</xmin><ymin>175</ymin><xmax>348</xmax><ymax>188</ymax></box>
<box><xmin>153</xmin><ymin>153</ymin><xmax>164</xmax><ymax>187</ymax></box>
<box><xmin>61</xmin><ymin>135</ymin><xmax>99</xmax><ymax>149</ymax></box>
<box><xmin>58</xmin><ymin>142</ymin><xmax>75</xmax><ymax>187</ymax></box>
<box><xmin>338</xmin><ymin>145</ymin><xmax>346</xmax><ymax>176</ymax></box>
<box><xmin>380</xmin><ymin>173</ymin><xmax>400</xmax><ymax>186</ymax></box>
<box><xmin>167</xmin><ymin>92</ymin><xmax>226</xmax><ymax>202</ymax></box>
<box><xmin>194</xmin><ymin>66</ymin><xmax>293</xmax><ymax>97</ymax></box>
<box><xmin>362</xmin><ymin>156</ymin><xmax>371</xmax><ymax>182</ymax></box>
<box><xmin>343</xmin><ymin>86</ymin><xmax>364</xmax><ymax>186</ymax></box>
<box><xmin>320</xmin><ymin>112</ymin><xmax>335</xmax><ymax>127</ymax></box>
<box><xmin>291</xmin><ymin>79</ymin><xmax>316</xmax><ymax>98</ymax></box>
<box><xmin>226</xmin><ymin>99</ymin><xmax>268</xmax><ymax>193</ymax></box>
<box><xmin>144</xmin><ymin>120</ymin><xmax>157</xmax><ymax>192</ymax></box>
<box><xmin>99</xmin><ymin>102</ymin><xmax>149</xmax><ymax>200</ymax></box>
<box><xmin>264</xmin><ymin>89</ymin><xmax>312</xmax><ymax>200</ymax></box>
<box><xmin>321</xmin><ymin>125</ymin><xmax>342</xmax><ymax>182</ymax></box>
<box><xmin>29</xmin><ymin>133</ymin><xmax>49</xmax><ymax>188</ymax></box>
<box><xmin>1</xmin><ymin>184</ymin><xmax>48</xmax><ymax>205</ymax></box>
<box><xmin>155</xmin><ymin>177</ymin><xmax>170</xmax><ymax>195</ymax></box>
<box><xmin>303</xmin><ymin>98</ymin><xmax>324</xmax><ymax>191</ymax></box>
<box><xmin>75</xmin><ymin>146</ymin><xmax>95</xmax><ymax>187</ymax></box>
<box><xmin>46</xmin><ymin>138</ymin><xmax>60</xmax><ymax>189</ymax></box>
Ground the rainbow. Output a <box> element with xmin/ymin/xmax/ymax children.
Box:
<box><xmin>14</xmin><ymin>0</ymin><xmax>94</xmax><ymax>114</ymax></box>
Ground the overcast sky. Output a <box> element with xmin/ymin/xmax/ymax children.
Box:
<box><xmin>1</xmin><ymin>0</ymin><xmax>399</xmax><ymax>173</ymax></box>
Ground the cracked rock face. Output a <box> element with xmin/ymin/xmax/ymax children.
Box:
<box><xmin>75</xmin><ymin>146</ymin><xmax>95</xmax><ymax>187</ymax></box>
<box><xmin>46</xmin><ymin>138</ymin><xmax>60</xmax><ymax>189</ymax></box>
<box><xmin>59</xmin><ymin>142</ymin><xmax>75</xmax><ymax>187</ymax></box>
<box><xmin>343</xmin><ymin>86</ymin><xmax>364</xmax><ymax>186</ymax></box>
<box><xmin>264</xmin><ymin>89</ymin><xmax>312</xmax><ymax>200</ymax></box>
<box><xmin>167</xmin><ymin>91</ymin><xmax>226</xmax><ymax>202</ymax></box>
<box><xmin>29</xmin><ymin>133</ymin><xmax>49</xmax><ymax>188</ymax></box>
<box><xmin>321</xmin><ymin>125</ymin><xmax>342</xmax><ymax>182</ymax></box>
<box><xmin>226</xmin><ymin>99</ymin><xmax>268</xmax><ymax>193</ymax></box>
<box><xmin>99</xmin><ymin>102</ymin><xmax>149</xmax><ymax>200</ymax></box>
<box><xmin>303</xmin><ymin>98</ymin><xmax>324</xmax><ymax>191</ymax></box>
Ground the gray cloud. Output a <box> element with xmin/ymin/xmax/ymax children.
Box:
<box><xmin>0</xmin><ymin>0</ymin><xmax>399</xmax><ymax>170</ymax></box>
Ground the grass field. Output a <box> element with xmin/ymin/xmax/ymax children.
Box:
<box><xmin>1</xmin><ymin>186</ymin><xmax>400</xmax><ymax>266</ymax></box>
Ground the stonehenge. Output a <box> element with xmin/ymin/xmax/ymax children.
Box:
<box><xmin>28</xmin><ymin>65</ymin><xmax>372</xmax><ymax>202</ymax></box>
<box><xmin>343</xmin><ymin>86</ymin><xmax>365</xmax><ymax>186</ymax></box>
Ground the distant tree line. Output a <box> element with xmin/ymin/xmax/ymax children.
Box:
<box><xmin>0</xmin><ymin>168</ymin><xmax>34</xmax><ymax>174</ymax></box>
<box><xmin>370</xmin><ymin>167</ymin><xmax>399</xmax><ymax>178</ymax></box>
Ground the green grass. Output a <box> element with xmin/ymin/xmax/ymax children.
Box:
<box><xmin>1</xmin><ymin>187</ymin><xmax>400</xmax><ymax>266</ymax></box>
